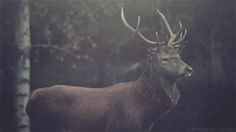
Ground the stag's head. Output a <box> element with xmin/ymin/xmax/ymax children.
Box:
<box><xmin>121</xmin><ymin>7</ymin><xmax>193</xmax><ymax>81</ymax></box>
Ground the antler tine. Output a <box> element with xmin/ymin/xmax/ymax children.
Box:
<box><xmin>156</xmin><ymin>8</ymin><xmax>175</xmax><ymax>41</ymax></box>
<box><xmin>175</xmin><ymin>30</ymin><xmax>183</xmax><ymax>43</ymax></box>
<box><xmin>155</xmin><ymin>32</ymin><xmax>165</xmax><ymax>45</ymax></box>
<box><xmin>179</xmin><ymin>32</ymin><xmax>183</xmax><ymax>39</ymax></box>
<box><xmin>155</xmin><ymin>9</ymin><xmax>174</xmax><ymax>36</ymax></box>
<box><xmin>137</xmin><ymin>32</ymin><xmax>159</xmax><ymax>45</ymax></box>
<box><xmin>156</xmin><ymin>9</ymin><xmax>187</xmax><ymax>46</ymax></box>
<box><xmin>179</xmin><ymin>21</ymin><xmax>183</xmax><ymax>28</ymax></box>
<box><xmin>172</xmin><ymin>29</ymin><xmax>188</xmax><ymax>46</ymax></box>
<box><xmin>179</xmin><ymin>29</ymin><xmax>187</xmax><ymax>41</ymax></box>
<box><xmin>155</xmin><ymin>32</ymin><xmax>159</xmax><ymax>41</ymax></box>
<box><xmin>175</xmin><ymin>20</ymin><xmax>183</xmax><ymax>38</ymax></box>
<box><xmin>121</xmin><ymin>7</ymin><xmax>136</xmax><ymax>32</ymax></box>
<box><xmin>136</xmin><ymin>16</ymin><xmax>158</xmax><ymax>44</ymax></box>
<box><xmin>121</xmin><ymin>7</ymin><xmax>159</xmax><ymax>45</ymax></box>
<box><xmin>136</xmin><ymin>16</ymin><xmax>141</xmax><ymax>31</ymax></box>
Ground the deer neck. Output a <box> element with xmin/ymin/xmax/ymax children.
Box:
<box><xmin>131</xmin><ymin>58</ymin><xmax>180</xmax><ymax>106</ymax></box>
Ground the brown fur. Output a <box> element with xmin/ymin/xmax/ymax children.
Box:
<box><xmin>26</xmin><ymin>47</ymin><xmax>192</xmax><ymax>131</ymax></box>
<box><xmin>26</xmin><ymin>80</ymin><xmax>177</xmax><ymax>131</ymax></box>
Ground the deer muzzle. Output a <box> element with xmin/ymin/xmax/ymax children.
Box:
<box><xmin>183</xmin><ymin>65</ymin><xmax>193</xmax><ymax>77</ymax></box>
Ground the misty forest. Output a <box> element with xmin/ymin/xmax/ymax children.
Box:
<box><xmin>0</xmin><ymin>0</ymin><xmax>235</xmax><ymax>132</ymax></box>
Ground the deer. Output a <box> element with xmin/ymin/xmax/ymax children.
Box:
<box><xmin>26</xmin><ymin>7</ymin><xmax>193</xmax><ymax>132</ymax></box>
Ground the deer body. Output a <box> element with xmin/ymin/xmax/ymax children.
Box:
<box><xmin>27</xmin><ymin>73</ymin><xmax>179</xmax><ymax>131</ymax></box>
<box><xmin>26</xmin><ymin>7</ymin><xmax>193</xmax><ymax>131</ymax></box>
<box><xmin>27</xmin><ymin>83</ymin><xmax>145</xmax><ymax>131</ymax></box>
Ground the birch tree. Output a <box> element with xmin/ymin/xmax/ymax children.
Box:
<box><xmin>14</xmin><ymin>0</ymin><xmax>31</xmax><ymax>131</ymax></box>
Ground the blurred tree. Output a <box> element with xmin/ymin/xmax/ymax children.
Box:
<box><xmin>14</xmin><ymin>0</ymin><xmax>31</xmax><ymax>131</ymax></box>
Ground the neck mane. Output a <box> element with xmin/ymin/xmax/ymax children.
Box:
<box><xmin>130</xmin><ymin>57</ymin><xmax>180</xmax><ymax>106</ymax></box>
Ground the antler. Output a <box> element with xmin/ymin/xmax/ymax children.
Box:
<box><xmin>155</xmin><ymin>9</ymin><xmax>187</xmax><ymax>47</ymax></box>
<box><xmin>121</xmin><ymin>7</ymin><xmax>187</xmax><ymax>47</ymax></box>
<box><xmin>121</xmin><ymin>7</ymin><xmax>163</xmax><ymax>45</ymax></box>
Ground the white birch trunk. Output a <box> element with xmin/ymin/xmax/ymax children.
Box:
<box><xmin>14</xmin><ymin>0</ymin><xmax>31</xmax><ymax>132</ymax></box>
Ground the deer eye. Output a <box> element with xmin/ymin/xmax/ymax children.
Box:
<box><xmin>161</xmin><ymin>57</ymin><xmax>169</xmax><ymax>62</ymax></box>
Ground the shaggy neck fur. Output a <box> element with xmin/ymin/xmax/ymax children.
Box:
<box><xmin>131</xmin><ymin>53</ymin><xmax>180</xmax><ymax>107</ymax></box>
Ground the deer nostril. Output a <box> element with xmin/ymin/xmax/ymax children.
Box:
<box><xmin>185</xmin><ymin>66</ymin><xmax>193</xmax><ymax>73</ymax></box>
